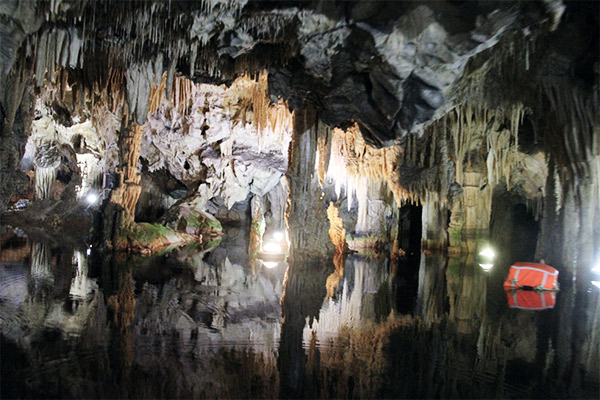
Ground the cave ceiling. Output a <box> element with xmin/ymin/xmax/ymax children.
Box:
<box><xmin>3</xmin><ymin>0</ymin><xmax>594</xmax><ymax>147</ymax></box>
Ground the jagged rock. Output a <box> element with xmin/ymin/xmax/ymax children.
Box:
<box><xmin>142</xmin><ymin>78</ymin><xmax>290</xmax><ymax>210</ymax></box>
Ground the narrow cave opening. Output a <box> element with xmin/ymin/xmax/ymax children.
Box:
<box><xmin>398</xmin><ymin>203</ymin><xmax>423</xmax><ymax>256</ymax></box>
<box><xmin>394</xmin><ymin>203</ymin><xmax>422</xmax><ymax>314</ymax></box>
<box><xmin>490</xmin><ymin>189</ymin><xmax>540</xmax><ymax>265</ymax></box>
<box><xmin>511</xmin><ymin>203</ymin><xmax>540</xmax><ymax>262</ymax></box>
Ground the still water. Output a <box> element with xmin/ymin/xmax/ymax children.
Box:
<box><xmin>1</xmin><ymin>227</ymin><xmax>598</xmax><ymax>399</ymax></box>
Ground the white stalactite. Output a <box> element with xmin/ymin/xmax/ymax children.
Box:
<box><xmin>35</xmin><ymin>166</ymin><xmax>58</xmax><ymax>199</ymax></box>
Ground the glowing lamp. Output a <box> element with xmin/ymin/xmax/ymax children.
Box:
<box><xmin>86</xmin><ymin>193</ymin><xmax>98</xmax><ymax>205</ymax></box>
<box><xmin>272</xmin><ymin>231</ymin><xmax>284</xmax><ymax>242</ymax></box>
<box><xmin>479</xmin><ymin>247</ymin><xmax>496</xmax><ymax>261</ymax></box>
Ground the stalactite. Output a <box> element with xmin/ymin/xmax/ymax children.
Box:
<box><xmin>76</xmin><ymin>153</ymin><xmax>103</xmax><ymax>199</ymax></box>
<box><xmin>110</xmin><ymin>123</ymin><xmax>144</xmax><ymax>223</ymax></box>
<box><xmin>34</xmin><ymin>165</ymin><xmax>58</xmax><ymax>199</ymax></box>
<box><xmin>542</xmin><ymin>80</ymin><xmax>599</xmax><ymax>184</ymax></box>
<box><xmin>326</xmin><ymin>124</ymin><xmax>417</xmax><ymax>211</ymax></box>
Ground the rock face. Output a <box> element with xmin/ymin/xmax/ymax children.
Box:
<box><xmin>141</xmin><ymin>76</ymin><xmax>292</xmax><ymax>210</ymax></box>
<box><xmin>268</xmin><ymin>1</ymin><xmax>528</xmax><ymax>146</ymax></box>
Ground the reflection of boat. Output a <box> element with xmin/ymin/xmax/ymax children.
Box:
<box><xmin>503</xmin><ymin>262</ymin><xmax>559</xmax><ymax>291</ymax></box>
<box><xmin>506</xmin><ymin>290</ymin><xmax>556</xmax><ymax>310</ymax></box>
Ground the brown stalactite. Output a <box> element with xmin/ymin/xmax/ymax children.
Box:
<box><xmin>110</xmin><ymin>123</ymin><xmax>144</xmax><ymax>224</ymax></box>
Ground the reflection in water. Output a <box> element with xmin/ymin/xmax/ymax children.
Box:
<box><xmin>0</xmin><ymin>230</ymin><xmax>598</xmax><ymax>399</ymax></box>
<box><xmin>30</xmin><ymin>242</ymin><xmax>54</xmax><ymax>288</ymax></box>
<box><xmin>306</xmin><ymin>255</ymin><xmax>393</xmax><ymax>336</ymax></box>
<box><xmin>69</xmin><ymin>250</ymin><xmax>97</xmax><ymax>300</ymax></box>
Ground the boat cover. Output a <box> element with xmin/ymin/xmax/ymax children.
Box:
<box><xmin>503</xmin><ymin>262</ymin><xmax>559</xmax><ymax>290</ymax></box>
<box><xmin>506</xmin><ymin>290</ymin><xmax>556</xmax><ymax>310</ymax></box>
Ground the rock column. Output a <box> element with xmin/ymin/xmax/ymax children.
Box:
<box><xmin>110</xmin><ymin>123</ymin><xmax>144</xmax><ymax>223</ymax></box>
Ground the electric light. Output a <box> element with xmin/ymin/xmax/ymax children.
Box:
<box><xmin>262</xmin><ymin>261</ymin><xmax>278</xmax><ymax>269</ymax></box>
<box><xmin>262</xmin><ymin>241</ymin><xmax>282</xmax><ymax>253</ymax></box>
<box><xmin>479</xmin><ymin>263</ymin><xmax>494</xmax><ymax>271</ymax></box>
<box><xmin>86</xmin><ymin>248</ymin><xmax>91</xmax><ymax>256</ymax></box>
<box><xmin>272</xmin><ymin>231</ymin><xmax>284</xmax><ymax>242</ymax></box>
<box><xmin>479</xmin><ymin>247</ymin><xmax>496</xmax><ymax>261</ymax></box>
<box><xmin>85</xmin><ymin>193</ymin><xmax>98</xmax><ymax>205</ymax></box>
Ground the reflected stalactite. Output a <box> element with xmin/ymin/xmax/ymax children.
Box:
<box><xmin>325</xmin><ymin>251</ymin><xmax>345</xmax><ymax>301</ymax></box>
<box><xmin>279</xmin><ymin>258</ymin><xmax>332</xmax><ymax>399</ymax></box>
<box><xmin>416</xmin><ymin>252</ymin><xmax>448</xmax><ymax>324</ymax></box>
<box><xmin>249</xmin><ymin>194</ymin><xmax>265</xmax><ymax>260</ymax></box>
<box><xmin>102</xmin><ymin>254</ymin><xmax>135</xmax><ymax>394</ymax></box>
<box><xmin>29</xmin><ymin>242</ymin><xmax>54</xmax><ymax>298</ymax></box>
<box><xmin>325</xmin><ymin>202</ymin><xmax>348</xmax><ymax>300</ymax></box>
<box><xmin>2</xmin><ymin>237</ymin><xmax>599</xmax><ymax>398</ymax></box>
<box><xmin>446</xmin><ymin>255</ymin><xmax>487</xmax><ymax>335</ymax></box>
<box><xmin>68</xmin><ymin>249</ymin><xmax>95</xmax><ymax>300</ymax></box>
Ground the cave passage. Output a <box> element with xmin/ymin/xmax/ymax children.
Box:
<box><xmin>1</xmin><ymin>1</ymin><xmax>599</xmax><ymax>399</ymax></box>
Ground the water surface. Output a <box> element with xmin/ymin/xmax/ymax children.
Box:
<box><xmin>1</xmin><ymin>228</ymin><xmax>598</xmax><ymax>398</ymax></box>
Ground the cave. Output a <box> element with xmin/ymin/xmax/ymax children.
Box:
<box><xmin>0</xmin><ymin>1</ymin><xmax>598</xmax><ymax>399</ymax></box>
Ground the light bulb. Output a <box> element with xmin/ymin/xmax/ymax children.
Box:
<box><xmin>479</xmin><ymin>247</ymin><xmax>496</xmax><ymax>261</ymax></box>
<box><xmin>86</xmin><ymin>193</ymin><xmax>98</xmax><ymax>205</ymax></box>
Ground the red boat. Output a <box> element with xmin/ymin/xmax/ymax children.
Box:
<box><xmin>503</xmin><ymin>262</ymin><xmax>559</xmax><ymax>291</ymax></box>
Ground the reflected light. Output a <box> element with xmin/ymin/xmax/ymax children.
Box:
<box><xmin>85</xmin><ymin>193</ymin><xmax>98</xmax><ymax>205</ymax></box>
<box><xmin>262</xmin><ymin>261</ymin><xmax>278</xmax><ymax>269</ymax></box>
<box><xmin>479</xmin><ymin>263</ymin><xmax>494</xmax><ymax>271</ymax></box>
<box><xmin>262</xmin><ymin>241</ymin><xmax>282</xmax><ymax>253</ymax></box>
<box><xmin>592</xmin><ymin>281</ymin><xmax>600</xmax><ymax>289</ymax></box>
<box><xmin>86</xmin><ymin>248</ymin><xmax>91</xmax><ymax>256</ymax></box>
<box><xmin>272</xmin><ymin>231</ymin><xmax>284</xmax><ymax>242</ymax></box>
<box><xmin>592</xmin><ymin>264</ymin><xmax>600</xmax><ymax>274</ymax></box>
<box><xmin>479</xmin><ymin>247</ymin><xmax>496</xmax><ymax>260</ymax></box>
